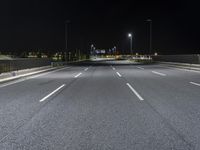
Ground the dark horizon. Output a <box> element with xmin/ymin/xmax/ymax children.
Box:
<box><xmin>0</xmin><ymin>0</ymin><xmax>200</xmax><ymax>55</ymax></box>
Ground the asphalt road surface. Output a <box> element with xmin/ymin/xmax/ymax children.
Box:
<box><xmin>0</xmin><ymin>60</ymin><xmax>200</xmax><ymax>150</ymax></box>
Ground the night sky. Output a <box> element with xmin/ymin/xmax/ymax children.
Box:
<box><xmin>0</xmin><ymin>0</ymin><xmax>200</xmax><ymax>54</ymax></box>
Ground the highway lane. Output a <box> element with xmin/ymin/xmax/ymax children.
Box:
<box><xmin>0</xmin><ymin>60</ymin><xmax>200</xmax><ymax>149</ymax></box>
<box><xmin>115</xmin><ymin>64</ymin><xmax>200</xmax><ymax>149</ymax></box>
<box><xmin>0</xmin><ymin>66</ymin><xmax>88</xmax><ymax>144</ymax></box>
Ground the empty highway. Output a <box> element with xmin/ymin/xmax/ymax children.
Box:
<box><xmin>0</xmin><ymin>60</ymin><xmax>200</xmax><ymax>150</ymax></box>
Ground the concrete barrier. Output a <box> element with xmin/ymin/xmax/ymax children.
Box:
<box><xmin>0</xmin><ymin>58</ymin><xmax>51</xmax><ymax>74</ymax></box>
<box><xmin>152</xmin><ymin>55</ymin><xmax>200</xmax><ymax>64</ymax></box>
<box><xmin>157</xmin><ymin>61</ymin><xmax>200</xmax><ymax>71</ymax></box>
<box><xmin>0</xmin><ymin>66</ymin><xmax>54</xmax><ymax>81</ymax></box>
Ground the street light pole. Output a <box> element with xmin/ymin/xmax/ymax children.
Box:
<box><xmin>65</xmin><ymin>20</ymin><xmax>70</xmax><ymax>61</ymax></box>
<box><xmin>91</xmin><ymin>44</ymin><xmax>94</xmax><ymax>55</ymax></box>
<box><xmin>128</xmin><ymin>33</ymin><xmax>133</xmax><ymax>56</ymax></box>
<box><xmin>147</xmin><ymin>19</ymin><xmax>152</xmax><ymax>56</ymax></box>
<box><xmin>114</xmin><ymin>46</ymin><xmax>116</xmax><ymax>57</ymax></box>
<box><xmin>65</xmin><ymin>20</ymin><xmax>70</xmax><ymax>50</ymax></box>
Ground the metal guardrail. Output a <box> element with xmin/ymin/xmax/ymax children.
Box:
<box><xmin>0</xmin><ymin>58</ymin><xmax>51</xmax><ymax>74</ymax></box>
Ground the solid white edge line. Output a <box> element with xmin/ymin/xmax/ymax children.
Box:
<box><xmin>0</xmin><ymin>79</ymin><xmax>26</xmax><ymax>88</ymax></box>
<box><xmin>30</xmin><ymin>67</ymin><xmax>70</xmax><ymax>79</ymax></box>
<box><xmin>176</xmin><ymin>68</ymin><xmax>200</xmax><ymax>73</ymax></box>
<box><xmin>74</xmin><ymin>72</ymin><xmax>82</xmax><ymax>78</ymax></box>
<box><xmin>126</xmin><ymin>83</ymin><xmax>144</xmax><ymax>101</ymax></box>
<box><xmin>40</xmin><ymin>84</ymin><xmax>65</xmax><ymax>102</ymax></box>
<box><xmin>116</xmin><ymin>72</ymin><xmax>122</xmax><ymax>77</ymax></box>
<box><xmin>137</xmin><ymin>67</ymin><xmax>144</xmax><ymax>70</ymax></box>
<box><xmin>152</xmin><ymin>71</ymin><xmax>166</xmax><ymax>76</ymax></box>
<box><xmin>190</xmin><ymin>82</ymin><xmax>200</xmax><ymax>87</ymax></box>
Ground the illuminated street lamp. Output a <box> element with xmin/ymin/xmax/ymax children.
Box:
<box><xmin>128</xmin><ymin>33</ymin><xmax>133</xmax><ymax>56</ymax></box>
